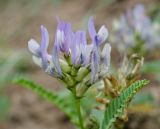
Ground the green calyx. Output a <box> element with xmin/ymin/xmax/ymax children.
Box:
<box><xmin>59</xmin><ymin>58</ymin><xmax>91</xmax><ymax>97</ymax></box>
<box><xmin>76</xmin><ymin>67</ymin><xmax>90</xmax><ymax>82</ymax></box>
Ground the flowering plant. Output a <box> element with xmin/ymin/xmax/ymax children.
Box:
<box><xmin>15</xmin><ymin>17</ymin><xmax>149</xmax><ymax>129</ymax></box>
<box><xmin>111</xmin><ymin>4</ymin><xmax>160</xmax><ymax>56</ymax></box>
<box><xmin>27</xmin><ymin>17</ymin><xmax>111</xmax><ymax>94</ymax></box>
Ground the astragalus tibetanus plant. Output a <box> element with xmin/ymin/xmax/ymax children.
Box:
<box><xmin>15</xmin><ymin>17</ymin><xmax>149</xmax><ymax>129</ymax></box>
<box><xmin>111</xmin><ymin>4</ymin><xmax>160</xmax><ymax>56</ymax></box>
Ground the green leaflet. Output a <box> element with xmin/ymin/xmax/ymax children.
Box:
<box><xmin>100</xmin><ymin>80</ymin><xmax>149</xmax><ymax>129</ymax></box>
<box><xmin>14</xmin><ymin>77</ymin><xmax>79</xmax><ymax>125</ymax></box>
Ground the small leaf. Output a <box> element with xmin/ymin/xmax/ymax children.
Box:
<box><xmin>100</xmin><ymin>80</ymin><xmax>149</xmax><ymax>129</ymax></box>
<box><xmin>13</xmin><ymin>77</ymin><xmax>78</xmax><ymax>125</ymax></box>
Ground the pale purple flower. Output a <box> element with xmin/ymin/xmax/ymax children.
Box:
<box><xmin>55</xmin><ymin>20</ymin><xmax>72</xmax><ymax>53</ymax></box>
<box><xmin>88</xmin><ymin>16</ymin><xmax>108</xmax><ymax>46</ymax></box>
<box><xmin>70</xmin><ymin>31</ymin><xmax>87</xmax><ymax>66</ymax></box>
<box><xmin>52</xmin><ymin>20</ymin><xmax>73</xmax><ymax>75</ymax></box>
<box><xmin>88</xmin><ymin>17</ymin><xmax>109</xmax><ymax>82</ymax></box>
<box><xmin>28</xmin><ymin>25</ymin><xmax>51</xmax><ymax>70</ymax></box>
<box><xmin>111</xmin><ymin>4</ymin><xmax>160</xmax><ymax>52</ymax></box>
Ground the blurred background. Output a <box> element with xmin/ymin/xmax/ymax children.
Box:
<box><xmin>0</xmin><ymin>0</ymin><xmax>160</xmax><ymax>129</ymax></box>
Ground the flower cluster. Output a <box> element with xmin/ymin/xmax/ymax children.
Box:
<box><xmin>28</xmin><ymin>17</ymin><xmax>111</xmax><ymax>96</ymax></box>
<box><xmin>111</xmin><ymin>4</ymin><xmax>160</xmax><ymax>54</ymax></box>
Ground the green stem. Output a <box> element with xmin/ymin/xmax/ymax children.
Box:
<box><xmin>75</xmin><ymin>98</ymin><xmax>85</xmax><ymax>129</ymax></box>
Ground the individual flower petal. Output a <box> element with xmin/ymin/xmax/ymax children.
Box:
<box><xmin>98</xmin><ymin>44</ymin><xmax>111</xmax><ymax>78</ymax></box>
<box><xmin>70</xmin><ymin>33</ymin><xmax>77</xmax><ymax>65</ymax></box>
<box><xmin>40</xmin><ymin>25</ymin><xmax>49</xmax><ymax>52</ymax></box>
<box><xmin>97</xmin><ymin>25</ymin><xmax>109</xmax><ymax>44</ymax></box>
<box><xmin>56</xmin><ymin>30</ymin><xmax>65</xmax><ymax>44</ymax></box>
<box><xmin>88</xmin><ymin>16</ymin><xmax>96</xmax><ymax>41</ymax></box>
<box><xmin>52</xmin><ymin>43</ymin><xmax>62</xmax><ymax>76</ymax></box>
<box><xmin>85</xmin><ymin>44</ymin><xmax>94</xmax><ymax>64</ymax></box>
<box><xmin>91</xmin><ymin>47</ymin><xmax>100</xmax><ymax>82</ymax></box>
<box><xmin>39</xmin><ymin>25</ymin><xmax>50</xmax><ymax>70</ymax></box>
<box><xmin>101</xmin><ymin>43</ymin><xmax>111</xmax><ymax>68</ymax></box>
<box><xmin>28</xmin><ymin>39</ymin><xmax>40</xmax><ymax>56</ymax></box>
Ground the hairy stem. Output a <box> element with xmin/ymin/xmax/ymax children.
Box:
<box><xmin>75</xmin><ymin>98</ymin><xmax>85</xmax><ymax>129</ymax></box>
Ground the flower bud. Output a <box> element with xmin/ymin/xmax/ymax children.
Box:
<box><xmin>63</xmin><ymin>73</ymin><xmax>76</xmax><ymax>88</ymax></box>
<box><xmin>60</xmin><ymin>59</ymin><xmax>71</xmax><ymax>73</ymax></box>
<box><xmin>76</xmin><ymin>67</ymin><xmax>89</xmax><ymax>82</ymax></box>
<box><xmin>76</xmin><ymin>82</ymin><xmax>90</xmax><ymax>97</ymax></box>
